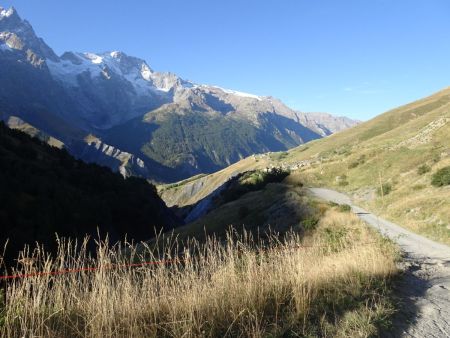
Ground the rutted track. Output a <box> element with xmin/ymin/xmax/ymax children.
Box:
<box><xmin>310</xmin><ymin>188</ymin><xmax>450</xmax><ymax>338</ymax></box>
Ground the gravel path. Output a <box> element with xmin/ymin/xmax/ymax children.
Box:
<box><xmin>309</xmin><ymin>188</ymin><xmax>450</xmax><ymax>338</ymax></box>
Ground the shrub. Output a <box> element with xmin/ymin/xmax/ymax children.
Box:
<box><xmin>270</xmin><ymin>151</ymin><xmax>289</xmax><ymax>161</ymax></box>
<box><xmin>219</xmin><ymin>169</ymin><xmax>289</xmax><ymax>205</ymax></box>
<box><xmin>336</xmin><ymin>147</ymin><xmax>351</xmax><ymax>156</ymax></box>
<box><xmin>348</xmin><ymin>161</ymin><xmax>359</xmax><ymax>169</ymax></box>
<box><xmin>323</xmin><ymin>227</ymin><xmax>349</xmax><ymax>252</ymax></box>
<box><xmin>338</xmin><ymin>204</ymin><xmax>352</xmax><ymax>212</ymax></box>
<box><xmin>432</xmin><ymin>153</ymin><xmax>441</xmax><ymax>163</ymax></box>
<box><xmin>417</xmin><ymin>164</ymin><xmax>431</xmax><ymax>175</ymax></box>
<box><xmin>338</xmin><ymin>180</ymin><xmax>349</xmax><ymax>186</ymax></box>
<box><xmin>279</xmin><ymin>152</ymin><xmax>288</xmax><ymax>160</ymax></box>
<box><xmin>377</xmin><ymin>183</ymin><xmax>392</xmax><ymax>196</ymax></box>
<box><xmin>431</xmin><ymin>166</ymin><xmax>450</xmax><ymax>187</ymax></box>
<box><xmin>348</xmin><ymin>155</ymin><xmax>366</xmax><ymax>169</ymax></box>
<box><xmin>301</xmin><ymin>217</ymin><xmax>319</xmax><ymax>231</ymax></box>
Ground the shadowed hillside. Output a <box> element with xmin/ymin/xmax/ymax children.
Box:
<box><xmin>0</xmin><ymin>122</ymin><xmax>180</xmax><ymax>265</ymax></box>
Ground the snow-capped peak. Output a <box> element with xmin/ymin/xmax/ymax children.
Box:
<box><xmin>0</xmin><ymin>7</ymin><xmax>17</xmax><ymax>18</ymax></box>
<box><xmin>84</xmin><ymin>52</ymin><xmax>103</xmax><ymax>64</ymax></box>
<box><xmin>47</xmin><ymin>50</ymin><xmax>183</xmax><ymax>96</ymax></box>
<box><xmin>110</xmin><ymin>51</ymin><xmax>121</xmax><ymax>58</ymax></box>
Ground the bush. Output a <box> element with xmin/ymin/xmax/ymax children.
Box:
<box><xmin>298</xmin><ymin>146</ymin><xmax>309</xmax><ymax>152</ymax></box>
<box><xmin>432</xmin><ymin>153</ymin><xmax>441</xmax><ymax>163</ymax></box>
<box><xmin>219</xmin><ymin>168</ymin><xmax>290</xmax><ymax>205</ymax></box>
<box><xmin>377</xmin><ymin>183</ymin><xmax>392</xmax><ymax>196</ymax></box>
<box><xmin>348</xmin><ymin>155</ymin><xmax>366</xmax><ymax>169</ymax></box>
<box><xmin>301</xmin><ymin>217</ymin><xmax>319</xmax><ymax>231</ymax></box>
<box><xmin>431</xmin><ymin>166</ymin><xmax>450</xmax><ymax>187</ymax></box>
<box><xmin>338</xmin><ymin>204</ymin><xmax>352</xmax><ymax>212</ymax></box>
<box><xmin>338</xmin><ymin>180</ymin><xmax>349</xmax><ymax>186</ymax></box>
<box><xmin>277</xmin><ymin>152</ymin><xmax>289</xmax><ymax>160</ymax></box>
<box><xmin>348</xmin><ymin>161</ymin><xmax>359</xmax><ymax>169</ymax></box>
<box><xmin>417</xmin><ymin>164</ymin><xmax>431</xmax><ymax>175</ymax></box>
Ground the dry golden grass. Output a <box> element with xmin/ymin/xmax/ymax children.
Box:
<box><xmin>1</xmin><ymin>210</ymin><xmax>397</xmax><ymax>338</ymax></box>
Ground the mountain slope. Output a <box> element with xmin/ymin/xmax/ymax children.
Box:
<box><xmin>0</xmin><ymin>121</ymin><xmax>180</xmax><ymax>265</ymax></box>
<box><xmin>0</xmin><ymin>6</ymin><xmax>358</xmax><ymax>182</ymax></box>
<box><xmin>283</xmin><ymin>87</ymin><xmax>450</xmax><ymax>243</ymax></box>
<box><xmin>294</xmin><ymin>112</ymin><xmax>360</xmax><ymax>136</ymax></box>
<box><xmin>161</xmin><ymin>87</ymin><xmax>450</xmax><ymax>243</ymax></box>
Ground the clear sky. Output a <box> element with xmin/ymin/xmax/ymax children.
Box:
<box><xmin>2</xmin><ymin>0</ymin><xmax>450</xmax><ymax>120</ymax></box>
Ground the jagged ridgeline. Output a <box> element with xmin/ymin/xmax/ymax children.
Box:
<box><xmin>0</xmin><ymin>6</ymin><xmax>358</xmax><ymax>182</ymax></box>
<box><xmin>0</xmin><ymin>122</ymin><xmax>180</xmax><ymax>264</ymax></box>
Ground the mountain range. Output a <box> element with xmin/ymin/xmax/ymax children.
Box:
<box><xmin>0</xmin><ymin>6</ymin><xmax>358</xmax><ymax>182</ymax></box>
<box><xmin>159</xmin><ymin>86</ymin><xmax>450</xmax><ymax>244</ymax></box>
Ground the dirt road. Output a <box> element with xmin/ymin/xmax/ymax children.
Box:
<box><xmin>310</xmin><ymin>188</ymin><xmax>450</xmax><ymax>338</ymax></box>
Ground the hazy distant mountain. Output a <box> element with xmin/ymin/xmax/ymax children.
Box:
<box><xmin>0</xmin><ymin>6</ymin><xmax>359</xmax><ymax>182</ymax></box>
<box><xmin>294</xmin><ymin>112</ymin><xmax>360</xmax><ymax>137</ymax></box>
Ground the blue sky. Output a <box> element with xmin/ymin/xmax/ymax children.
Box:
<box><xmin>2</xmin><ymin>0</ymin><xmax>450</xmax><ymax>120</ymax></box>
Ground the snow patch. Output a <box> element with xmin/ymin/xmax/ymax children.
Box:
<box><xmin>84</xmin><ymin>52</ymin><xmax>103</xmax><ymax>64</ymax></box>
<box><xmin>0</xmin><ymin>7</ymin><xmax>16</xmax><ymax>18</ymax></box>
<box><xmin>140</xmin><ymin>64</ymin><xmax>152</xmax><ymax>81</ymax></box>
<box><xmin>47</xmin><ymin>56</ymin><xmax>102</xmax><ymax>86</ymax></box>
<box><xmin>212</xmin><ymin>86</ymin><xmax>262</xmax><ymax>101</ymax></box>
<box><xmin>110</xmin><ymin>51</ymin><xmax>121</xmax><ymax>58</ymax></box>
<box><xmin>136</xmin><ymin>158</ymin><xmax>145</xmax><ymax>168</ymax></box>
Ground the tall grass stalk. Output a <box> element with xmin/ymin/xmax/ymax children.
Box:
<box><xmin>1</xmin><ymin>210</ymin><xmax>397</xmax><ymax>337</ymax></box>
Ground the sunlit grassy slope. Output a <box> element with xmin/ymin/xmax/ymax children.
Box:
<box><xmin>2</xmin><ymin>201</ymin><xmax>398</xmax><ymax>337</ymax></box>
<box><xmin>160</xmin><ymin>87</ymin><xmax>450</xmax><ymax>244</ymax></box>
<box><xmin>281</xmin><ymin>87</ymin><xmax>450</xmax><ymax>244</ymax></box>
<box><xmin>158</xmin><ymin>154</ymin><xmax>271</xmax><ymax>207</ymax></box>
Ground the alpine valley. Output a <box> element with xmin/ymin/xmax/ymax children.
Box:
<box><xmin>0</xmin><ymin>6</ymin><xmax>358</xmax><ymax>182</ymax></box>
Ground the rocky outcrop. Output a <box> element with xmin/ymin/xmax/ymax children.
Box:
<box><xmin>76</xmin><ymin>134</ymin><xmax>150</xmax><ymax>177</ymax></box>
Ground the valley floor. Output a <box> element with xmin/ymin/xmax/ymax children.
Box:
<box><xmin>310</xmin><ymin>188</ymin><xmax>450</xmax><ymax>337</ymax></box>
